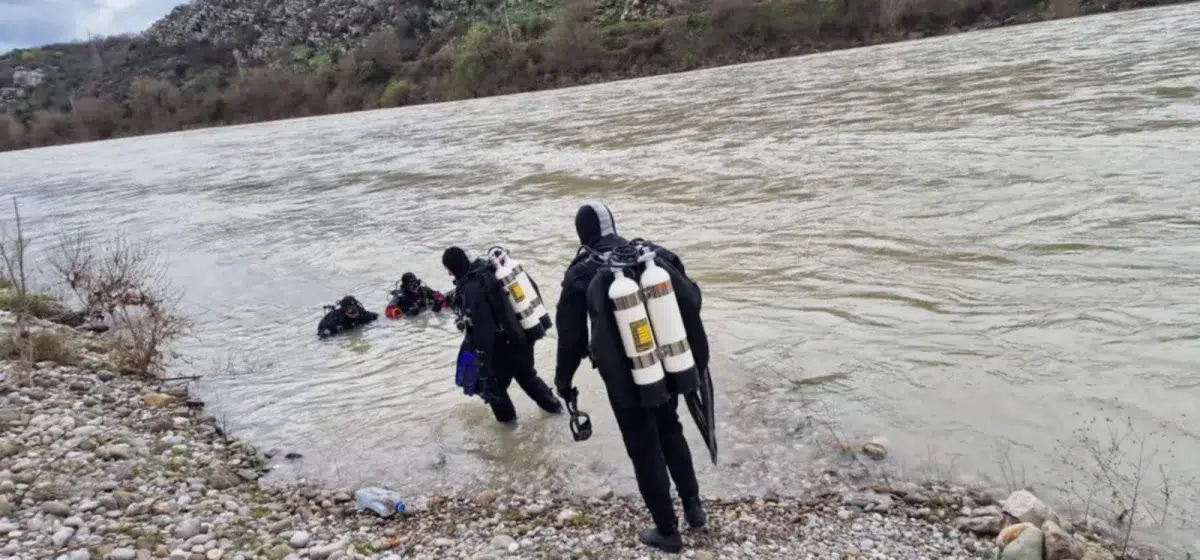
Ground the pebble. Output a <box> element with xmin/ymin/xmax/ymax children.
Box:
<box><xmin>491</xmin><ymin>535</ymin><xmax>515</xmax><ymax>550</ymax></box>
<box><xmin>42</xmin><ymin>501</ymin><xmax>72</xmax><ymax>516</ymax></box>
<box><xmin>53</xmin><ymin>526</ymin><xmax>76</xmax><ymax>547</ymax></box>
<box><xmin>0</xmin><ymin>311</ymin><xmax>1160</xmax><ymax>560</ymax></box>
<box><xmin>175</xmin><ymin>518</ymin><xmax>202</xmax><ymax>539</ymax></box>
<box><xmin>289</xmin><ymin>531</ymin><xmax>310</xmax><ymax>548</ymax></box>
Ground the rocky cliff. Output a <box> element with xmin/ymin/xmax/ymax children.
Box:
<box><xmin>0</xmin><ymin>0</ymin><xmax>662</xmax><ymax>113</ymax></box>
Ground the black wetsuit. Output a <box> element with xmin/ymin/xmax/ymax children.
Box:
<box><xmin>388</xmin><ymin>284</ymin><xmax>448</xmax><ymax>317</ymax></box>
<box><xmin>553</xmin><ymin>202</ymin><xmax>708</xmax><ymax>553</ymax></box>
<box><xmin>317</xmin><ymin>296</ymin><xmax>379</xmax><ymax>338</ymax></box>
<box><xmin>444</xmin><ymin>249</ymin><xmax>562</xmax><ymax>422</ymax></box>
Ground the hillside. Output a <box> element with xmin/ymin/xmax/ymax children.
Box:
<box><xmin>0</xmin><ymin>0</ymin><xmax>1189</xmax><ymax>152</ymax></box>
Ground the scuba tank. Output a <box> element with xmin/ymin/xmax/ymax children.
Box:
<box><xmin>487</xmin><ymin>246</ymin><xmax>552</xmax><ymax>342</ymax></box>
<box><xmin>636</xmin><ymin>247</ymin><xmax>700</xmax><ymax>393</ymax></box>
<box><xmin>594</xmin><ymin>239</ymin><xmax>702</xmax><ymax>404</ymax></box>
<box><xmin>607</xmin><ymin>268</ymin><xmax>667</xmax><ymax>402</ymax></box>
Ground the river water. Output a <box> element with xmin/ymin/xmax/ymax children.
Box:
<box><xmin>3</xmin><ymin>3</ymin><xmax>1199</xmax><ymax>550</ymax></box>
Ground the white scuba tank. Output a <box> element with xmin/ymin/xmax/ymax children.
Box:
<box><xmin>608</xmin><ymin>272</ymin><xmax>665</xmax><ymax>388</ymax></box>
<box><xmin>638</xmin><ymin>258</ymin><xmax>698</xmax><ymax>379</ymax></box>
<box><xmin>489</xmin><ymin>248</ymin><xmax>552</xmax><ymax>336</ymax></box>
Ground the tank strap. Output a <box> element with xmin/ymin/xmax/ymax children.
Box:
<box><xmin>631</xmin><ymin>352</ymin><xmax>660</xmax><ymax>370</ymax></box>
<box><xmin>657</xmin><ymin>339</ymin><xmax>691</xmax><ymax>358</ymax></box>
<box><xmin>516</xmin><ymin>296</ymin><xmax>544</xmax><ymax>319</ymax></box>
<box><xmin>499</xmin><ymin>265</ymin><xmax>524</xmax><ymax>285</ymax></box>
<box><xmin>612</xmin><ymin>292</ymin><xmax>642</xmax><ymax>311</ymax></box>
<box><xmin>641</xmin><ymin>281</ymin><xmax>673</xmax><ymax>299</ymax></box>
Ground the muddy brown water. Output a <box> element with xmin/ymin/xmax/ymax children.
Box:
<box><xmin>2</xmin><ymin>3</ymin><xmax>1199</xmax><ymax>553</ymax></box>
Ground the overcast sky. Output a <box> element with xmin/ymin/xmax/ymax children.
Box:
<box><xmin>1</xmin><ymin>0</ymin><xmax>185</xmax><ymax>54</ymax></box>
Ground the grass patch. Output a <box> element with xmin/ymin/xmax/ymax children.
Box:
<box><xmin>0</xmin><ymin>329</ymin><xmax>77</xmax><ymax>365</ymax></box>
<box><xmin>0</xmin><ymin>290</ymin><xmax>63</xmax><ymax>320</ymax></box>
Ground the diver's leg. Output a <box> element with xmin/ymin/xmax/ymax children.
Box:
<box><xmin>509</xmin><ymin>343</ymin><xmax>562</xmax><ymax>413</ymax></box>
<box><xmin>486</xmin><ymin>367</ymin><xmax>517</xmax><ymax>423</ymax></box>
<box><xmin>610</xmin><ymin>399</ymin><xmax>682</xmax><ymax>553</ymax></box>
<box><xmin>656</xmin><ymin>395</ymin><xmax>705</xmax><ymax>528</ymax></box>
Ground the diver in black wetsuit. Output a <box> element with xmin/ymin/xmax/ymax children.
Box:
<box><xmin>385</xmin><ymin>272</ymin><xmax>449</xmax><ymax>319</ymax></box>
<box><xmin>442</xmin><ymin>246</ymin><xmax>563</xmax><ymax>423</ymax></box>
<box><xmin>553</xmin><ymin>202</ymin><xmax>709</xmax><ymax>553</ymax></box>
<box><xmin>317</xmin><ymin>296</ymin><xmax>378</xmax><ymax>338</ymax></box>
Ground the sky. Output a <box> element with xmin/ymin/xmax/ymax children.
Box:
<box><xmin>1</xmin><ymin>0</ymin><xmax>185</xmax><ymax>54</ymax></box>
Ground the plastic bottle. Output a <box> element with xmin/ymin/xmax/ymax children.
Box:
<box><xmin>354</xmin><ymin>487</ymin><xmax>407</xmax><ymax>517</ymax></box>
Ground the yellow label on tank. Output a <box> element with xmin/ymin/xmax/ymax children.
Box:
<box><xmin>509</xmin><ymin>282</ymin><xmax>526</xmax><ymax>304</ymax></box>
<box><xmin>630</xmin><ymin>318</ymin><xmax>654</xmax><ymax>354</ymax></box>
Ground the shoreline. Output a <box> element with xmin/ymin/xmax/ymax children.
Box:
<box><xmin>2</xmin><ymin>0</ymin><xmax>1196</xmax><ymax>154</ymax></box>
<box><xmin>0</xmin><ymin>310</ymin><xmax>1169</xmax><ymax>559</ymax></box>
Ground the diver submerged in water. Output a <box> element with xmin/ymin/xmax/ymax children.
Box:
<box><xmin>442</xmin><ymin>246</ymin><xmax>563</xmax><ymax>423</ymax></box>
<box><xmin>385</xmin><ymin>272</ymin><xmax>450</xmax><ymax>319</ymax></box>
<box><xmin>317</xmin><ymin>296</ymin><xmax>379</xmax><ymax>338</ymax></box>
<box><xmin>553</xmin><ymin>202</ymin><xmax>716</xmax><ymax>554</ymax></box>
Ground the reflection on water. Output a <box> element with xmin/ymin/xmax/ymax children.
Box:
<box><xmin>2</xmin><ymin>2</ymin><xmax>1199</xmax><ymax>552</ymax></box>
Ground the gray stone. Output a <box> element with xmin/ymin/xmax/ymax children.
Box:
<box><xmin>844</xmin><ymin>491</ymin><xmax>895</xmax><ymax>512</ymax></box>
<box><xmin>69</xmin><ymin>550</ymin><xmax>92</xmax><ymax>560</ymax></box>
<box><xmin>953</xmin><ymin>514</ymin><xmax>1003</xmax><ymax>536</ymax></box>
<box><xmin>1042</xmin><ymin>520</ymin><xmax>1077</xmax><ymax>560</ymax></box>
<box><xmin>109</xmin><ymin>549</ymin><xmax>138</xmax><ymax>560</ymax></box>
<box><xmin>1001</xmin><ymin>490</ymin><xmax>1056</xmax><ymax>527</ymax></box>
<box><xmin>175</xmin><ymin>518</ymin><xmax>203</xmax><ymax>540</ymax></box>
<box><xmin>42</xmin><ymin>501</ymin><xmax>72</xmax><ymax>516</ymax></box>
<box><xmin>1000</xmin><ymin>525</ymin><xmax>1044</xmax><ymax>560</ymax></box>
<box><xmin>490</xmin><ymin>535</ymin><xmax>515</xmax><ymax>550</ymax></box>
<box><xmin>308</xmin><ymin>542</ymin><xmax>345</xmax><ymax>559</ymax></box>
<box><xmin>53</xmin><ymin>526</ymin><xmax>77</xmax><ymax>547</ymax></box>
<box><xmin>288</xmin><ymin>530</ymin><xmax>310</xmax><ymax>548</ymax></box>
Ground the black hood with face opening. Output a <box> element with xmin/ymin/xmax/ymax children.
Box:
<box><xmin>574</xmin><ymin>202</ymin><xmax>617</xmax><ymax>248</ymax></box>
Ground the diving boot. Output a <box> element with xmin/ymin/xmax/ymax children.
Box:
<box><xmin>637</xmin><ymin>528</ymin><xmax>683</xmax><ymax>553</ymax></box>
<box><xmin>538</xmin><ymin>394</ymin><xmax>564</xmax><ymax>414</ymax></box>
<box><xmin>682</xmin><ymin>496</ymin><xmax>707</xmax><ymax>529</ymax></box>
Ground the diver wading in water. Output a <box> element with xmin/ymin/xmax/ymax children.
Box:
<box><xmin>442</xmin><ymin>246</ymin><xmax>563</xmax><ymax>423</ymax></box>
<box><xmin>553</xmin><ymin>202</ymin><xmax>718</xmax><ymax>554</ymax></box>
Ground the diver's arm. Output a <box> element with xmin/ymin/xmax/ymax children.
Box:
<box><xmin>425</xmin><ymin>286</ymin><xmax>447</xmax><ymax>312</ymax></box>
<box><xmin>554</xmin><ymin>275</ymin><xmax>588</xmax><ymax>394</ymax></box>
<box><xmin>468</xmin><ymin>284</ymin><xmax>498</xmax><ymax>372</ymax></box>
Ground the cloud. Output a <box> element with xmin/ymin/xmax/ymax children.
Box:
<box><xmin>0</xmin><ymin>0</ymin><xmax>185</xmax><ymax>54</ymax></box>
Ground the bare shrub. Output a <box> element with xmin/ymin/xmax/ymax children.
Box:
<box><xmin>49</xmin><ymin>230</ymin><xmax>191</xmax><ymax>377</ymax></box>
<box><xmin>1057</xmin><ymin>414</ymin><xmax>1198</xmax><ymax>556</ymax></box>
<box><xmin>0</xmin><ymin>197</ymin><xmax>34</xmax><ymax>367</ymax></box>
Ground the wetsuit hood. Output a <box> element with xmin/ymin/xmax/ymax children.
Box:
<box><xmin>401</xmin><ymin>272</ymin><xmax>419</xmax><ymax>291</ymax></box>
<box><xmin>442</xmin><ymin>247</ymin><xmax>472</xmax><ymax>280</ymax></box>
<box><xmin>339</xmin><ymin>295</ymin><xmax>361</xmax><ymax>318</ymax></box>
<box><xmin>575</xmin><ymin>202</ymin><xmax>617</xmax><ymax>248</ymax></box>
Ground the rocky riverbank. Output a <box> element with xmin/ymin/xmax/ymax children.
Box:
<box><xmin>0</xmin><ymin>311</ymin><xmax>1157</xmax><ymax>559</ymax></box>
